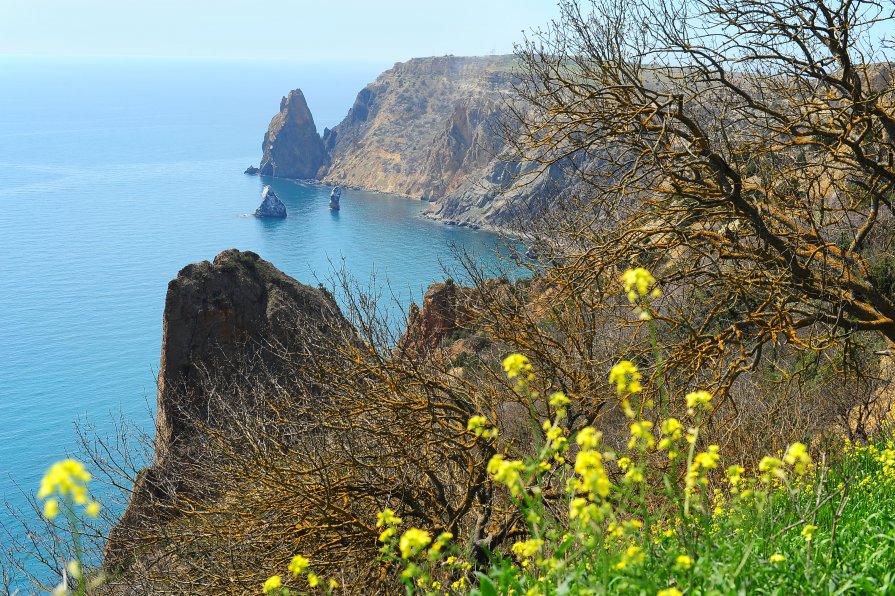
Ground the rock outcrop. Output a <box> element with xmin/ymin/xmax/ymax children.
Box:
<box><xmin>105</xmin><ymin>250</ymin><xmax>353</xmax><ymax>569</ymax></box>
<box><xmin>254</xmin><ymin>185</ymin><xmax>287</xmax><ymax>218</ymax></box>
<box><xmin>397</xmin><ymin>279</ymin><xmax>474</xmax><ymax>356</ymax></box>
<box><xmin>244</xmin><ymin>165</ymin><xmax>260</xmax><ymax>175</ymax></box>
<box><xmin>260</xmin><ymin>89</ymin><xmax>328</xmax><ymax>179</ymax></box>
<box><xmin>329</xmin><ymin>186</ymin><xmax>341</xmax><ymax>210</ymax></box>
<box><xmin>258</xmin><ymin>56</ymin><xmax>581</xmax><ymax>231</ymax></box>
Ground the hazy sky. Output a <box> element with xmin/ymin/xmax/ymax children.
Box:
<box><xmin>0</xmin><ymin>0</ymin><xmax>560</xmax><ymax>61</ymax></box>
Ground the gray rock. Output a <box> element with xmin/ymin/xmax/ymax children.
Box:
<box><xmin>254</xmin><ymin>185</ymin><xmax>287</xmax><ymax>218</ymax></box>
<box><xmin>244</xmin><ymin>165</ymin><xmax>260</xmax><ymax>175</ymax></box>
<box><xmin>329</xmin><ymin>186</ymin><xmax>341</xmax><ymax>210</ymax></box>
<box><xmin>260</xmin><ymin>89</ymin><xmax>329</xmax><ymax>179</ymax></box>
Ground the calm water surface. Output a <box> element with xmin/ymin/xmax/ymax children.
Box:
<box><xmin>0</xmin><ymin>58</ymin><xmax>514</xmax><ymax>556</ymax></box>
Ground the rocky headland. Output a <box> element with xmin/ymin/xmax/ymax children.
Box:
<box><xmin>253</xmin><ymin>56</ymin><xmax>580</xmax><ymax>232</ymax></box>
<box><xmin>104</xmin><ymin>250</ymin><xmax>354</xmax><ymax>571</ymax></box>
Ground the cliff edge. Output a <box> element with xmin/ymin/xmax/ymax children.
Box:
<box><xmin>105</xmin><ymin>250</ymin><xmax>353</xmax><ymax>570</ymax></box>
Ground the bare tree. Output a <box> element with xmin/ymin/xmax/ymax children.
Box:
<box><xmin>509</xmin><ymin>0</ymin><xmax>895</xmax><ymax>403</ymax></box>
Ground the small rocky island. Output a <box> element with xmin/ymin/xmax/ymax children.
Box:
<box><xmin>329</xmin><ymin>186</ymin><xmax>341</xmax><ymax>210</ymax></box>
<box><xmin>254</xmin><ymin>185</ymin><xmax>287</xmax><ymax>218</ymax></box>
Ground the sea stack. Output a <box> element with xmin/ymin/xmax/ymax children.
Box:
<box><xmin>329</xmin><ymin>186</ymin><xmax>341</xmax><ymax>210</ymax></box>
<box><xmin>255</xmin><ymin>185</ymin><xmax>287</xmax><ymax>218</ymax></box>
<box><xmin>259</xmin><ymin>89</ymin><xmax>328</xmax><ymax>179</ymax></box>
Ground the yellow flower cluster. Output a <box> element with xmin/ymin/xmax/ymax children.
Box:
<box><xmin>503</xmin><ymin>353</ymin><xmax>533</xmax><ymax>382</ymax></box>
<box><xmin>37</xmin><ymin>459</ymin><xmax>100</xmax><ymax>520</ymax></box>
<box><xmin>487</xmin><ymin>455</ymin><xmax>525</xmax><ymax>496</ymax></box>
<box><xmin>784</xmin><ymin>442</ymin><xmax>812</xmax><ymax>475</ymax></box>
<box><xmin>467</xmin><ymin>415</ymin><xmax>498</xmax><ymax>439</ymax></box>
<box><xmin>622</xmin><ymin>267</ymin><xmax>660</xmax><ymax>303</ymax></box>
<box><xmin>609</xmin><ymin>360</ymin><xmax>643</xmax><ymax>395</ymax></box>
<box><xmin>685</xmin><ymin>390</ymin><xmax>712</xmax><ymax>413</ymax></box>
<box><xmin>399</xmin><ymin>528</ymin><xmax>432</xmax><ymax>559</ymax></box>
<box><xmin>658</xmin><ymin>418</ymin><xmax>683</xmax><ymax>459</ymax></box>
<box><xmin>263</xmin><ymin>552</ymin><xmax>335</xmax><ymax>593</ymax></box>
<box><xmin>686</xmin><ymin>445</ymin><xmax>720</xmax><ymax>491</ymax></box>
<box><xmin>628</xmin><ymin>420</ymin><xmax>655</xmax><ymax>450</ymax></box>
<box><xmin>613</xmin><ymin>544</ymin><xmax>644</xmax><ymax>570</ymax></box>
<box><xmin>262</xmin><ymin>575</ymin><xmax>282</xmax><ymax>593</ymax></box>
<box><xmin>512</xmin><ymin>538</ymin><xmax>544</xmax><ymax>560</ymax></box>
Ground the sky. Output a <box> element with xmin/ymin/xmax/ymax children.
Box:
<box><xmin>0</xmin><ymin>0</ymin><xmax>561</xmax><ymax>61</ymax></box>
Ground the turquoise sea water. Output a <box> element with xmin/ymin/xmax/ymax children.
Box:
<box><xmin>0</xmin><ymin>58</ymin><xmax>513</xmax><ymax>559</ymax></box>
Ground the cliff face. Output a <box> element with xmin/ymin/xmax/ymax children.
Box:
<box><xmin>320</xmin><ymin>57</ymin><xmax>514</xmax><ymax>201</ymax></box>
<box><xmin>260</xmin><ymin>89</ymin><xmax>328</xmax><ymax>179</ymax></box>
<box><xmin>105</xmin><ymin>250</ymin><xmax>353</xmax><ymax>569</ymax></box>
<box><xmin>259</xmin><ymin>56</ymin><xmax>574</xmax><ymax>231</ymax></box>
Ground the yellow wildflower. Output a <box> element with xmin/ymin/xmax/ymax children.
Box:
<box><xmin>502</xmin><ymin>353</ymin><xmax>533</xmax><ymax>380</ymax></box>
<box><xmin>569</xmin><ymin>497</ymin><xmax>606</xmax><ymax>524</ymax></box>
<box><xmin>487</xmin><ymin>455</ymin><xmax>526</xmax><ymax>496</ymax></box>
<box><xmin>726</xmin><ymin>465</ymin><xmax>745</xmax><ymax>489</ymax></box>
<box><xmin>262</xmin><ymin>575</ymin><xmax>282</xmax><ymax>594</ymax></box>
<box><xmin>609</xmin><ymin>361</ymin><xmax>642</xmax><ymax>395</ymax></box>
<box><xmin>784</xmin><ymin>442</ymin><xmax>812</xmax><ymax>475</ymax></box>
<box><xmin>512</xmin><ymin>538</ymin><xmax>544</xmax><ymax>559</ymax></box>
<box><xmin>576</xmin><ymin>427</ymin><xmax>602</xmax><ymax>450</ymax></box>
<box><xmin>549</xmin><ymin>392</ymin><xmax>570</xmax><ymax>407</ymax></box>
<box><xmin>685</xmin><ymin>390</ymin><xmax>712</xmax><ymax>411</ymax></box>
<box><xmin>43</xmin><ymin>498</ymin><xmax>60</xmax><ymax>519</ymax></box>
<box><xmin>85</xmin><ymin>500</ymin><xmax>101</xmax><ymax>518</ymax></box>
<box><xmin>378</xmin><ymin>527</ymin><xmax>396</xmax><ymax>542</ymax></box>
<box><xmin>614</xmin><ymin>545</ymin><xmax>644</xmax><ymax>570</ymax></box>
<box><xmin>467</xmin><ymin>416</ymin><xmax>498</xmax><ymax>439</ymax></box>
<box><xmin>675</xmin><ymin>554</ymin><xmax>693</xmax><ymax>569</ymax></box>
<box><xmin>307</xmin><ymin>572</ymin><xmax>319</xmax><ymax>587</ymax></box>
<box><xmin>801</xmin><ymin>524</ymin><xmax>818</xmax><ymax>542</ymax></box>
<box><xmin>399</xmin><ymin>528</ymin><xmax>432</xmax><ymax>558</ymax></box>
<box><xmin>574</xmin><ymin>450</ymin><xmax>611</xmax><ymax>498</ymax></box>
<box><xmin>37</xmin><ymin>459</ymin><xmax>98</xmax><ymax>517</ymax></box>
<box><xmin>694</xmin><ymin>445</ymin><xmax>720</xmax><ymax>470</ymax></box>
<box><xmin>66</xmin><ymin>560</ymin><xmax>82</xmax><ymax>580</ymax></box>
<box><xmin>657</xmin><ymin>589</ymin><xmax>682</xmax><ymax>596</ymax></box>
<box><xmin>430</xmin><ymin>531</ymin><xmax>453</xmax><ymax>554</ymax></box>
<box><xmin>770</xmin><ymin>553</ymin><xmax>786</xmax><ymax>563</ymax></box>
<box><xmin>628</xmin><ymin>420</ymin><xmax>654</xmax><ymax>449</ymax></box>
<box><xmin>329</xmin><ymin>579</ymin><xmax>339</xmax><ymax>589</ymax></box>
<box><xmin>376</xmin><ymin>508</ymin><xmax>402</xmax><ymax>527</ymax></box>
<box><xmin>622</xmin><ymin>267</ymin><xmax>658</xmax><ymax>302</ymax></box>
<box><xmin>288</xmin><ymin>555</ymin><xmax>310</xmax><ymax>576</ymax></box>
<box><xmin>759</xmin><ymin>456</ymin><xmax>785</xmax><ymax>483</ymax></box>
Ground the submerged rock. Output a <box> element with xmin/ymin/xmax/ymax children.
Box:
<box><xmin>254</xmin><ymin>185</ymin><xmax>287</xmax><ymax>218</ymax></box>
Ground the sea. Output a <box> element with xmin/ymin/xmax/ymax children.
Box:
<box><xmin>0</xmin><ymin>57</ymin><xmax>515</xmax><ymax>572</ymax></box>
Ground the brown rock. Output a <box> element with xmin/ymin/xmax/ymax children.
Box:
<box><xmin>105</xmin><ymin>249</ymin><xmax>353</xmax><ymax>569</ymax></box>
<box><xmin>397</xmin><ymin>279</ymin><xmax>474</xmax><ymax>357</ymax></box>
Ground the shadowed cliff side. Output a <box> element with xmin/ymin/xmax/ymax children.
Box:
<box><xmin>104</xmin><ymin>249</ymin><xmax>354</xmax><ymax>571</ymax></box>
<box><xmin>260</xmin><ymin>89</ymin><xmax>328</xmax><ymax>179</ymax></box>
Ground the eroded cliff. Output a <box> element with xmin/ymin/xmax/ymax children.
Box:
<box><xmin>105</xmin><ymin>249</ymin><xmax>353</xmax><ymax>571</ymax></box>
<box><xmin>258</xmin><ymin>56</ymin><xmax>578</xmax><ymax>231</ymax></box>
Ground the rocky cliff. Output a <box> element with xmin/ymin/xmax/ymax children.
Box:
<box><xmin>260</xmin><ymin>89</ymin><xmax>328</xmax><ymax>179</ymax></box>
<box><xmin>258</xmin><ymin>56</ymin><xmax>577</xmax><ymax>231</ymax></box>
<box><xmin>105</xmin><ymin>249</ymin><xmax>353</xmax><ymax>569</ymax></box>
